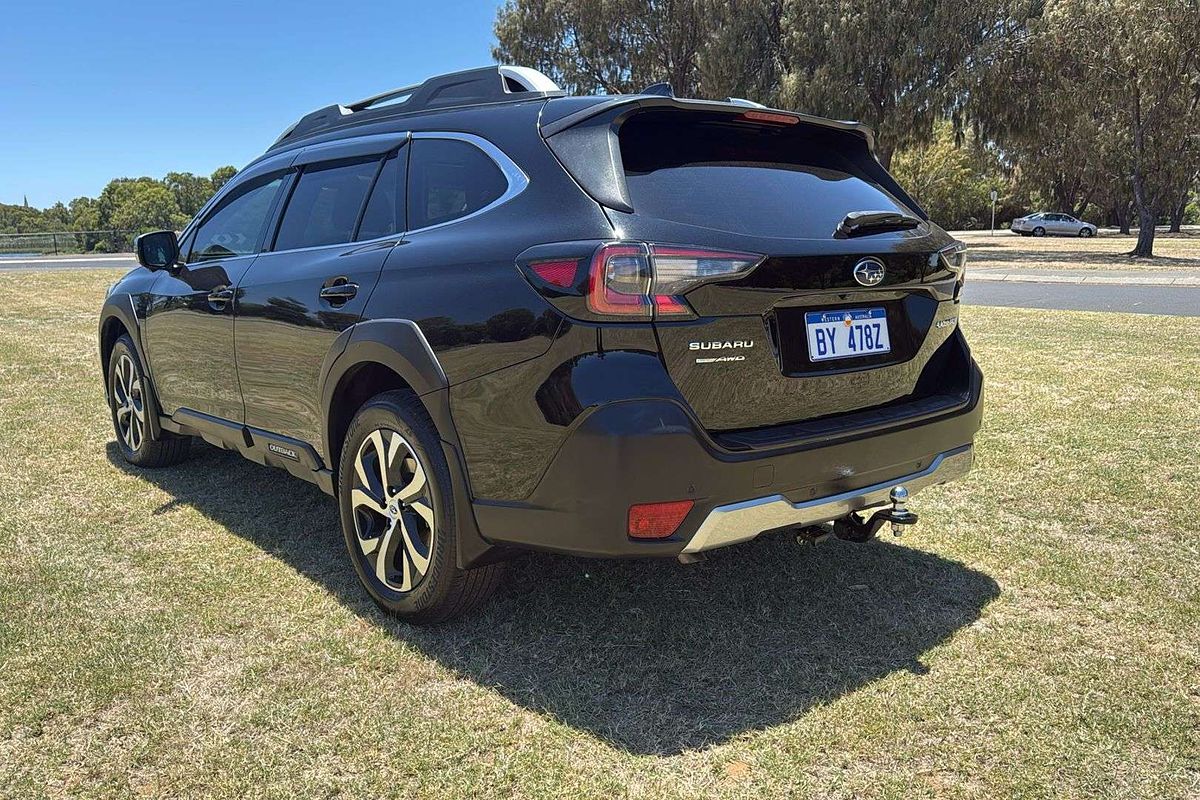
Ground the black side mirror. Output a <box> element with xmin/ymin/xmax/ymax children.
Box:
<box><xmin>135</xmin><ymin>230</ymin><xmax>180</xmax><ymax>270</ymax></box>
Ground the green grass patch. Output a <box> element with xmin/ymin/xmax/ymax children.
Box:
<box><xmin>0</xmin><ymin>270</ymin><xmax>1197</xmax><ymax>798</ymax></box>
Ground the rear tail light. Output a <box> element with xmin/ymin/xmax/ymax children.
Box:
<box><xmin>940</xmin><ymin>241</ymin><xmax>968</xmax><ymax>300</ymax></box>
<box><xmin>628</xmin><ymin>500</ymin><xmax>694</xmax><ymax>539</ymax></box>
<box><xmin>588</xmin><ymin>244</ymin><xmax>652</xmax><ymax>316</ymax></box>
<box><xmin>586</xmin><ymin>243</ymin><xmax>763</xmax><ymax>319</ymax></box>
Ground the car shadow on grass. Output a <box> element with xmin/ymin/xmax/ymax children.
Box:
<box><xmin>109</xmin><ymin>441</ymin><xmax>999</xmax><ymax>756</ymax></box>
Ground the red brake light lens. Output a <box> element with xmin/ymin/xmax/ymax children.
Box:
<box><xmin>738</xmin><ymin>110</ymin><xmax>798</xmax><ymax>126</ymax></box>
<box><xmin>628</xmin><ymin>500</ymin><xmax>695</xmax><ymax>539</ymax></box>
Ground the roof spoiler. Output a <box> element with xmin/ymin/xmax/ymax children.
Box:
<box><xmin>539</xmin><ymin>95</ymin><xmax>877</xmax><ymax>150</ymax></box>
<box><xmin>269</xmin><ymin>65</ymin><xmax>565</xmax><ymax>151</ymax></box>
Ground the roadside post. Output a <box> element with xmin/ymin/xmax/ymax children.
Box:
<box><xmin>990</xmin><ymin>190</ymin><xmax>998</xmax><ymax>236</ymax></box>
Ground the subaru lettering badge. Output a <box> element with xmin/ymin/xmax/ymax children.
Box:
<box><xmin>853</xmin><ymin>258</ymin><xmax>886</xmax><ymax>287</ymax></box>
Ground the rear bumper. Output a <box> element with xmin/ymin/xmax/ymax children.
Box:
<box><xmin>473</xmin><ymin>359</ymin><xmax>983</xmax><ymax>558</ymax></box>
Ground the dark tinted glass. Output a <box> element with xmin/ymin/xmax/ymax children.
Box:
<box><xmin>356</xmin><ymin>150</ymin><xmax>407</xmax><ymax>240</ymax></box>
<box><xmin>619</xmin><ymin>111</ymin><xmax>911</xmax><ymax>239</ymax></box>
<box><xmin>274</xmin><ymin>159</ymin><xmax>377</xmax><ymax>251</ymax></box>
<box><xmin>408</xmin><ymin>139</ymin><xmax>507</xmax><ymax>229</ymax></box>
<box><xmin>190</xmin><ymin>176</ymin><xmax>283</xmax><ymax>262</ymax></box>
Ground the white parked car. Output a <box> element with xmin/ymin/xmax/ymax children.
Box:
<box><xmin>1010</xmin><ymin>212</ymin><xmax>1097</xmax><ymax>237</ymax></box>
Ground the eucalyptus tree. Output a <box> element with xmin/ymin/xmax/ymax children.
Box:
<box><xmin>494</xmin><ymin>0</ymin><xmax>706</xmax><ymax>95</ymax></box>
<box><xmin>778</xmin><ymin>0</ymin><xmax>1037</xmax><ymax>168</ymax></box>
<box><xmin>494</xmin><ymin>0</ymin><xmax>787</xmax><ymax>101</ymax></box>
<box><xmin>495</xmin><ymin>0</ymin><xmax>1037</xmax><ymax>168</ymax></box>
<box><xmin>968</xmin><ymin>0</ymin><xmax>1199</xmax><ymax>256</ymax></box>
<box><xmin>1062</xmin><ymin>0</ymin><xmax>1199</xmax><ymax>256</ymax></box>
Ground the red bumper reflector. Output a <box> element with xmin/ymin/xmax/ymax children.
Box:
<box><xmin>530</xmin><ymin>258</ymin><xmax>579</xmax><ymax>288</ymax></box>
<box><xmin>628</xmin><ymin>500</ymin><xmax>695</xmax><ymax>539</ymax></box>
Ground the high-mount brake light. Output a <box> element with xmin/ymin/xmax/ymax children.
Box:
<box><xmin>586</xmin><ymin>243</ymin><xmax>764</xmax><ymax>319</ymax></box>
<box><xmin>738</xmin><ymin>110</ymin><xmax>798</xmax><ymax>126</ymax></box>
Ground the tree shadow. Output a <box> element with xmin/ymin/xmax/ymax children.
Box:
<box><xmin>109</xmin><ymin>441</ymin><xmax>999</xmax><ymax>756</ymax></box>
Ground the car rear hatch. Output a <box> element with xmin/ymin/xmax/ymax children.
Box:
<box><xmin>542</xmin><ymin>99</ymin><xmax>967</xmax><ymax>436</ymax></box>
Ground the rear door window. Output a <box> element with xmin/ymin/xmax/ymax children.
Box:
<box><xmin>618</xmin><ymin>110</ymin><xmax>912</xmax><ymax>239</ymax></box>
<box><xmin>407</xmin><ymin>138</ymin><xmax>507</xmax><ymax>229</ymax></box>
<box><xmin>274</xmin><ymin>159</ymin><xmax>378</xmax><ymax>251</ymax></box>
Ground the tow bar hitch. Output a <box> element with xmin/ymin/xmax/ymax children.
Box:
<box><xmin>833</xmin><ymin>486</ymin><xmax>919</xmax><ymax>543</ymax></box>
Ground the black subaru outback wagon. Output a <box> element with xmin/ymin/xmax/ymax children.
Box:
<box><xmin>100</xmin><ymin>66</ymin><xmax>982</xmax><ymax>622</ymax></box>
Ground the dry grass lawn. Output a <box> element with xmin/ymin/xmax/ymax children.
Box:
<box><xmin>957</xmin><ymin>229</ymin><xmax>1200</xmax><ymax>272</ymax></box>
<box><xmin>1</xmin><ymin>269</ymin><xmax>1198</xmax><ymax>798</ymax></box>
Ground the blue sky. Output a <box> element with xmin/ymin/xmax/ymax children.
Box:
<box><xmin>0</xmin><ymin>0</ymin><xmax>505</xmax><ymax>208</ymax></box>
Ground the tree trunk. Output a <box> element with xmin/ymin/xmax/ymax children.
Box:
<box><xmin>1114</xmin><ymin>203</ymin><xmax>1131</xmax><ymax>235</ymax></box>
<box><xmin>876</xmin><ymin>144</ymin><xmax>894</xmax><ymax>171</ymax></box>
<box><xmin>1127</xmin><ymin>87</ymin><xmax>1154</xmax><ymax>258</ymax></box>
<box><xmin>1052</xmin><ymin>178</ymin><xmax>1080</xmax><ymax>216</ymax></box>
<box><xmin>1169</xmin><ymin>195</ymin><xmax>1186</xmax><ymax>233</ymax></box>
<box><xmin>1130</xmin><ymin>172</ymin><xmax>1156</xmax><ymax>257</ymax></box>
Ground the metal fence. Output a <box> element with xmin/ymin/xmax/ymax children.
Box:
<box><xmin>0</xmin><ymin>230</ymin><xmax>138</xmax><ymax>256</ymax></box>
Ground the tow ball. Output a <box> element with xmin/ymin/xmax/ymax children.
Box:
<box><xmin>832</xmin><ymin>486</ymin><xmax>919</xmax><ymax>543</ymax></box>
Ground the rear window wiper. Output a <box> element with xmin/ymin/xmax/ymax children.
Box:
<box><xmin>834</xmin><ymin>210</ymin><xmax>923</xmax><ymax>239</ymax></box>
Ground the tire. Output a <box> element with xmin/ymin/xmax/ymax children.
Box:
<box><xmin>337</xmin><ymin>390</ymin><xmax>504</xmax><ymax>623</ymax></box>
<box><xmin>1079</xmin><ymin>227</ymin><xmax>1094</xmax><ymax>237</ymax></box>
<box><xmin>1032</xmin><ymin>226</ymin><xmax>1045</xmax><ymax>237</ymax></box>
<box><xmin>108</xmin><ymin>335</ymin><xmax>191</xmax><ymax>468</ymax></box>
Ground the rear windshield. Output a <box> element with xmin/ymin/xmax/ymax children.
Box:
<box><xmin>619</xmin><ymin>110</ymin><xmax>911</xmax><ymax>239</ymax></box>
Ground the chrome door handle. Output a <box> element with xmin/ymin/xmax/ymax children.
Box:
<box><xmin>207</xmin><ymin>286</ymin><xmax>234</xmax><ymax>306</ymax></box>
<box><xmin>319</xmin><ymin>282</ymin><xmax>359</xmax><ymax>302</ymax></box>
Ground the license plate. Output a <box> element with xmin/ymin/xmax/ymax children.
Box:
<box><xmin>805</xmin><ymin>307</ymin><xmax>891</xmax><ymax>362</ymax></box>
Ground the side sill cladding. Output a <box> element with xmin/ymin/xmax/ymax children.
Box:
<box><xmin>164</xmin><ymin>408</ymin><xmax>336</xmax><ymax>495</ymax></box>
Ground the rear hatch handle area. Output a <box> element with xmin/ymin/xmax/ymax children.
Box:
<box><xmin>834</xmin><ymin>210</ymin><xmax>924</xmax><ymax>239</ymax></box>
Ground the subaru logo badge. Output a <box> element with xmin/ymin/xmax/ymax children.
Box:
<box><xmin>853</xmin><ymin>258</ymin><xmax>886</xmax><ymax>287</ymax></box>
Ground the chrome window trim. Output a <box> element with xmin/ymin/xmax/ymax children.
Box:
<box><xmin>405</xmin><ymin>131</ymin><xmax>529</xmax><ymax>235</ymax></box>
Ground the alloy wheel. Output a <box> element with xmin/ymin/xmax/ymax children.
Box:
<box><xmin>112</xmin><ymin>353</ymin><xmax>145</xmax><ymax>452</ymax></box>
<box><xmin>350</xmin><ymin>429</ymin><xmax>435</xmax><ymax>593</ymax></box>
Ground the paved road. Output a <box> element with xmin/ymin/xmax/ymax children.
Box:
<box><xmin>964</xmin><ymin>281</ymin><xmax>1199</xmax><ymax>316</ymax></box>
<box><xmin>0</xmin><ymin>254</ymin><xmax>136</xmax><ymax>271</ymax></box>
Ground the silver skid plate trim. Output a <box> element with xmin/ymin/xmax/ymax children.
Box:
<box><xmin>681</xmin><ymin>445</ymin><xmax>974</xmax><ymax>554</ymax></box>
